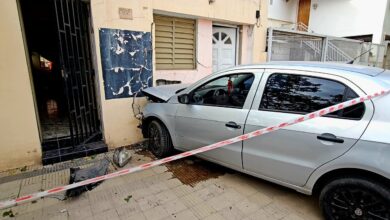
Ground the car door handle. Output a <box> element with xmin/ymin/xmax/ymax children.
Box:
<box><xmin>317</xmin><ymin>133</ymin><xmax>344</xmax><ymax>143</ymax></box>
<box><xmin>225</xmin><ymin>121</ymin><xmax>241</xmax><ymax>129</ymax></box>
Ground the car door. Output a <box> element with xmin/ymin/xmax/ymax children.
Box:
<box><xmin>242</xmin><ymin>69</ymin><xmax>374</xmax><ymax>186</ymax></box>
<box><xmin>174</xmin><ymin>69</ymin><xmax>263</xmax><ymax>170</ymax></box>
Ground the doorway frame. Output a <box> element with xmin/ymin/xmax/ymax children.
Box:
<box><xmin>212</xmin><ymin>23</ymin><xmax>240</xmax><ymax>70</ymax></box>
<box><xmin>16</xmin><ymin>0</ymin><xmax>104</xmax><ymax>163</ymax></box>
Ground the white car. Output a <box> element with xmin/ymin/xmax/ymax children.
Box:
<box><xmin>141</xmin><ymin>62</ymin><xmax>390</xmax><ymax>220</ymax></box>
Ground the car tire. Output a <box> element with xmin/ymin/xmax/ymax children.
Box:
<box><xmin>319</xmin><ymin>177</ymin><xmax>390</xmax><ymax>220</ymax></box>
<box><xmin>147</xmin><ymin>120</ymin><xmax>173</xmax><ymax>158</ymax></box>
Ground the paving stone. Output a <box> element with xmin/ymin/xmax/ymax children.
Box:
<box><xmin>170</xmin><ymin>209</ymin><xmax>198</xmax><ymax>220</ymax></box>
<box><xmin>131</xmin><ymin>187</ymin><xmax>154</xmax><ymax>200</ymax></box>
<box><xmin>136</xmin><ymin>194</ymin><xmax>160</xmax><ymax>211</ymax></box>
<box><xmin>162</xmin><ymin>198</ymin><xmax>187</xmax><ymax>215</ymax></box>
<box><xmin>42</xmin><ymin>196</ymin><xmax>65</xmax><ymax>208</ymax></box>
<box><xmin>41</xmin><ymin>203</ymin><xmax>69</xmax><ymax>219</ymax></box>
<box><xmin>41</xmin><ymin>170</ymin><xmax>69</xmax><ymax>190</ymax></box>
<box><xmin>218</xmin><ymin>206</ymin><xmax>246</xmax><ymax>220</ymax></box>
<box><xmin>206</xmin><ymin>194</ymin><xmax>233</xmax><ymax>211</ymax></box>
<box><xmin>260</xmin><ymin>202</ymin><xmax>291</xmax><ymax>219</ymax></box>
<box><xmin>115</xmin><ymin>201</ymin><xmax>141</xmax><ymax>216</ymax></box>
<box><xmin>222</xmin><ymin>189</ymin><xmax>245</xmax><ymax>204</ymax></box>
<box><xmin>155</xmin><ymin>189</ymin><xmax>178</xmax><ymax>204</ymax></box>
<box><xmin>119</xmin><ymin>211</ymin><xmax>146</xmax><ymax>220</ymax></box>
<box><xmin>142</xmin><ymin>205</ymin><xmax>169</xmax><ymax>220</ymax></box>
<box><xmin>147</xmin><ymin>182</ymin><xmax>170</xmax><ymax>195</ymax></box>
<box><xmin>171</xmin><ymin>185</ymin><xmax>195</xmax><ymax>198</ymax></box>
<box><xmin>165</xmin><ymin>178</ymin><xmax>182</xmax><ymax>189</ymax></box>
<box><xmin>281</xmin><ymin>213</ymin><xmax>306</xmax><ymax>220</ymax></box>
<box><xmin>0</xmin><ymin>181</ymin><xmax>20</xmax><ymax>200</ymax></box>
<box><xmin>194</xmin><ymin>185</ymin><xmax>222</xmax><ymax>201</ymax></box>
<box><xmin>136</xmin><ymin>169</ymin><xmax>156</xmax><ymax>179</ymax></box>
<box><xmin>18</xmin><ymin>184</ymin><xmax>42</xmax><ymax>198</ymax></box>
<box><xmin>152</xmin><ymin>166</ymin><xmax>168</xmax><ymax>174</ymax></box>
<box><xmin>203</xmin><ymin>212</ymin><xmax>225</xmax><ymax>220</ymax></box>
<box><xmin>14</xmin><ymin>209</ymin><xmax>42</xmax><ymax>220</ymax></box>
<box><xmin>234</xmin><ymin>199</ymin><xmax>259</xmax><ymax>216</ymax></box>
<box><xmin>190</xmin><ymin>201</ymin><xmax>217</xmax><ymax>219</ymax></box>
<box><xmin>13</xmin><ymin>198</ymin><xmax>44</xmax><ymax>216</ymax></box>
<box><xmin>88</xmin><ymin>191</ymin><xmax>115</xmax><ymax>216</ymax></box>
<box><xmin>0</xmin><ymin>150</ymin><xmax>323</xmax><ymax>220</ymax></box>
<box><xmin>247</xmin><ymin>191</ymin><xmax>273</xmax><ymax>208</ymax></box>
<box><xmin>65</xmin><ymin>194</ymin><xmax>90</xmax><ymax>211</ymax></box>
<box><xmin>92</xmin><ymin>209</ymin><xmax>120</xmax><ymax>220</ymax></box>
<box><xmin>67</xmin><ymin>204</ymin><xmax>93</xmax><ymax>220</ymax></box>
<box><xmin>179</xmin><ymin>192</ymin><xmax>203</xmax><ymax>208</ymax></box>
<box><xmin>20</xmin><ymin>176</ymin><xmax>42</xmax><ymax>186</ymax></box>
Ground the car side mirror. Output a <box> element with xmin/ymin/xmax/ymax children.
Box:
<box><xmin>178</xmin><ymin>94</ymin><xmax>191</xmax><ymax>104</ymax></box>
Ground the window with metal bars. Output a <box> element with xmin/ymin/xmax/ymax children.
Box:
<box><xmin>154</xmin><ymin>15</ymin><xmax>196</xmax><ymax>70</ymax></box>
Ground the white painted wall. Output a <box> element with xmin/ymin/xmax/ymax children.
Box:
<box><xmin>268</xmin><ymin>0</ymin><xmax>298</xmax><ymax>24</ymax></box>
<box><xmin>309</xmin><ymin>0</ymin><xmax>388</xmax><ymax>43</ymax></box>
<box><xmin>382</xmin><ymin>0</ymin><xmax>390</xmax><ymax>39</ymax></box>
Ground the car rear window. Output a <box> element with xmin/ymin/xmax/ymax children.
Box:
<box><xmin>259</xmin><ymin>73</ymin><xmax>365</xmax><ymax>120</ymax></box>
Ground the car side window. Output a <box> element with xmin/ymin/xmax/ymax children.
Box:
<box><xmin>191</xmin><ymin>73</ymin><xmax>255</xmax><ymax>108</ymax></box>
<box><xmin>259</xmin><ymin>73</ymin><xmax>365</xmax><ymax>120</ymax></box>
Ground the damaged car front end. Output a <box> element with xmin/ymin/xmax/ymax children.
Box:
<box><xmin>140</xmin><ymin>83</ymin><xmax>189</xmax><ymax>141</ymax></box>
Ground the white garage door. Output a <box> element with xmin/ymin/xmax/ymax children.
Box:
<box><xmin>212</xmin><ymin>27</ymin><xmax>237</xmax><ymax>72</ymax></box>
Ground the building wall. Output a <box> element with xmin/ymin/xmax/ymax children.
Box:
<box><xmin>0</xmin><ymin>0</ymin><xmax>267</xmax><ymax>170</ymax></box>
<box><xmin>309</xmin><ymin>0</ymin><xmax>388</xmax><ymax>43</ymax></box>
<box><xmin>383</xmin><ymin>0</ymin><xmax>390</xmax><ymax>39</ymax></box>
<box><xmin>90</xmin><ymin>0</ymin><xmax>268</xmax><ymax>149</ymax></box>
<box><xmin>268</xmin><ymin>0</ymin><xmax>298</xmax><ymax>27</ymax></box>
<box><xmin>0</xmin><ymin>0</ymin><xmax>42</xmax><ymax>171</ymax></box>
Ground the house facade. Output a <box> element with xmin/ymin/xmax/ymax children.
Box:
<box><xmin>0</xmin><ymin>0</ymin><xmax>268</xmax><ymax>170</ymax></box>
<box><xmin>268</xmin><ymin>0</ymin><xmax>390</xmax><ymax>44</ymax></box>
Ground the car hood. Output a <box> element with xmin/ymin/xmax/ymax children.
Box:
<box><xmin>142</xmin><ymin>84</ymin><xmax>189</xmax><ymax>102</ymax></box>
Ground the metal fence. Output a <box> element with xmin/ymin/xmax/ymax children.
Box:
<box><xmin>267</xmin><ymin>28</ymin><xmax>389</xmax><ymax>69</ymax></box>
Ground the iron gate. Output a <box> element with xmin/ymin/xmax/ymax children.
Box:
<box><xmin>43</xmin><ymin>0</ymin><xmax>106</xmax><ymax>164</ymax></box>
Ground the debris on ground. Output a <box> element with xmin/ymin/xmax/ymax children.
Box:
<box><xmin>19</xmin><ymin>166</ymin><xmax>27</xmax><ymax>172</ymax></box>
<box><xmin>65</xmin><ymin>159</ymin><xmax>110</xmax><ymax>197</ymax></box>
<box><xmin>113</xmin><ymin>147</ymin><xmax>132</xmax><ymax>167</ymax></box>
<box><xmin>2</xmin><ymin>209</ymin><xmax>15</xmax><ymax>218</ymax></box>
<box><xmin>124</xmin><ymin>195</ymin><xmax>132</xmax><ymax>203</ymax></box>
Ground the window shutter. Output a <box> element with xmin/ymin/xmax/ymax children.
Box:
<box><xmin>154</xmin><ymin>15</ymin><xmax>196</xmax><ymax>70</ymax></box>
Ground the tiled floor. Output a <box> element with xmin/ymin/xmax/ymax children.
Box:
<box><xmin>0</xmin><ymin>148</ymin><xmax>322</xmax><ymax>220</ymax></box>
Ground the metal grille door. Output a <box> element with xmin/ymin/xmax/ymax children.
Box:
<box><xmin>43</xmin><ymin>0</ymin><xmax>105</xmax><ymax>164</ymax></box>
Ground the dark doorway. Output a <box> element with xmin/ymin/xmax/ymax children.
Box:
<box><xmin>19</xmin><ymin>0</ymin><xmax>107</xmax><ymax>164</ymax></box>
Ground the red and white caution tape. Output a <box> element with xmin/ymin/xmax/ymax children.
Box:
<box><xmin>0</xmin><ymin>89</ymin><xmax>389</xmax><ymax>210</ymax></box>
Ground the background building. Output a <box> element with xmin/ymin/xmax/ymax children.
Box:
<box><xmin>268</xmin><ymin>0</ymin><xmax>390</xmax><ymax>44</ymax></box>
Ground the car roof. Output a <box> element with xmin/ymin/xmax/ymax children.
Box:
<box><xmin>228</xmin><ymin>61</ymin><xmax>386</xmax><ymax>77</ymax></box>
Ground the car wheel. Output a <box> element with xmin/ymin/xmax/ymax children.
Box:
<box><xmin>147</xmin><ymin>120</ymin><xmax>173</xmax><ymax>158</ymax></box>
<box><xmin>319</xmin><ymin>177</ymin><xmax>390</xmax><ymax>220</ymax></box>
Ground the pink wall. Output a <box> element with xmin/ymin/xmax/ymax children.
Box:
<box><xmin>154</xmin><ymin>19</ymin><xmax>213</xmax><ymax>84</ymax></box>
<box><xmin>240</xmin><ymin>25</ymin><xmax>254</xmax><ymax>65</ymax></box>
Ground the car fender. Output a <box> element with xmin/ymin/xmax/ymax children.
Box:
<box><xmin>142</xmin><ymin>102</ymin><xmax>180</xmax><ymax>147</ymax></box>
<box><xmin>304</xmin><ymin>139</ymin><xmax>390</xmax><ymax>194</ymax></box>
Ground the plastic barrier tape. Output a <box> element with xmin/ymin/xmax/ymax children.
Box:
<box><xmin>0</xmin><ymin>89</ymin><xmax>389</xmax><ymax>210</ymax></box>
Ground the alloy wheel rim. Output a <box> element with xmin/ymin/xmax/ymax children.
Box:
<box><xmin>327</xmin><ymin>187</ymin><xmax>389</xmax><ymax>220</ymax></box>
<box><xmin>149</xmin><ymin>124</ymin><xmax>161</xmax><ymax>153</ymax></box>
